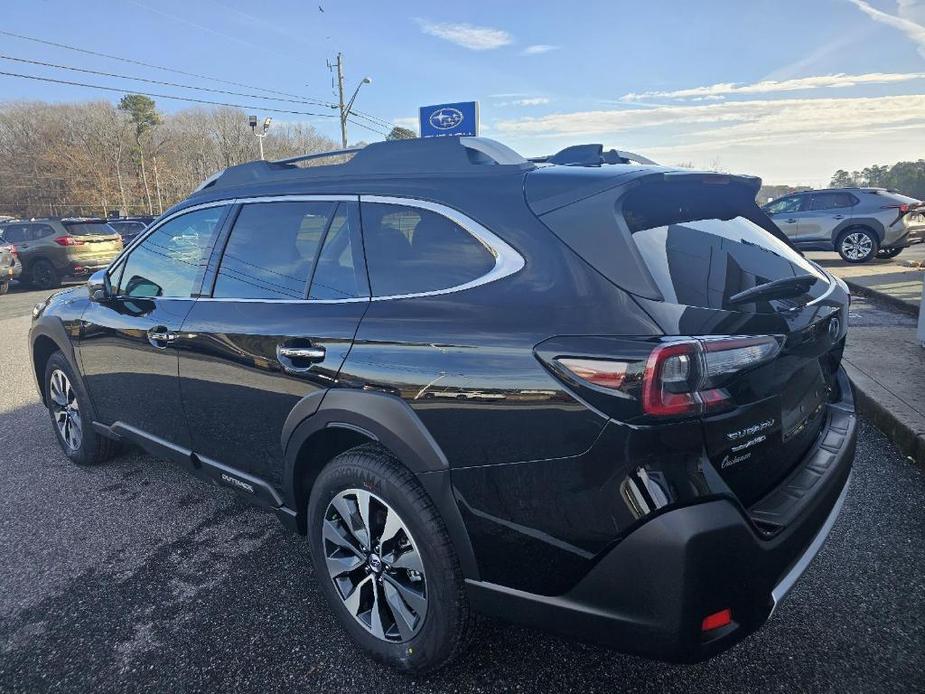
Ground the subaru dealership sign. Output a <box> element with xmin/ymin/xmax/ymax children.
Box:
<box><xmin>419</xmin><ymin>101</ymin><xmax>479</xmax><ymax>138</ymax></box>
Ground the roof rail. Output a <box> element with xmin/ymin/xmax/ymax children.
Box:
<box><xmin>529</xmin><ymin>144</ymin><xmax>658</xmax><ymax>167</ymax></box>
<box><xmin>272</xmin><ymin>147</ymin><xmax>364</xmax><ymax>166</ymax></box>
<box><xmin>191</xmin><ymin>137</ymin><xmax>534</xmax><ymax>194</ymax></box>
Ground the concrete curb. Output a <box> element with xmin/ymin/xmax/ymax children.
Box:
<box><xmin>844</xmin><ymin>279</ymin><xmax>918</xmax><ymax>317</ymax></box>
<box><xmin>843</xmin><ymin>361</ymin><xmax>925</xmax><ymax>465</ymax></box>
<box><xmin>897</xmin><ymin>258</ymin><xmax>925</xmax><ymax>270</ymax></box>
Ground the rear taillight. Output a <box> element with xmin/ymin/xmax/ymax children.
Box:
<box><xmin>54</xmin><ymin>236</ymin><xmax>84</xmax><ymax>246</ymax></box>
<box><xmin>882</xmin><ymin>203</ymin><xmax>910</xmax><ymax>214</ymax></box>
<box><xmin>554</xmin><ymin>335</ymin><xmax>781</xmax><ymax>418</ymax></box>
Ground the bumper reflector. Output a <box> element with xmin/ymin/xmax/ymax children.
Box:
<box><xmin>701</xmin><ymin>608</ymin><xmax>732</xmax><ymax>632</ymax></box>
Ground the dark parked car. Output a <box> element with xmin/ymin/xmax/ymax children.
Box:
<box><xmin>0</xmin><ymin>218</ymin><xmax>122</xmax><ymax>289</ymax></box>
<box><xmin>107</xmin><ymin>216</ymin><xmax>154</xmax><ymax>246</ymax></box>
<box><xmin>29</xmin><ymin>137</ymin><xmax>855</xmax><ymax>672</ymax></box>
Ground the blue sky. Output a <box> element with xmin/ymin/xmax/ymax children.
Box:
<box><xmin>2</xmin><ymin>0</ymin><xmax>924</xmax><ymax>184</ymax></box>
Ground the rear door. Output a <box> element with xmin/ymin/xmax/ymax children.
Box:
<box><xmin>177</xmin><ymin>196</ymin><xmax>369</xmax><ymax>485</ymax></box>
<box><xmin>799</xmin><ymin>191</ymin><xmax>857</xmax><ymax>242</ymax></box>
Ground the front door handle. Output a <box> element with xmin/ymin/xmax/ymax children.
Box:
<box><xmin>785</xmin><ymin>218</ymin><xmax>797</xmax><ymax>224</ymax></box>
<box><xmin>147</xmin><ymin>327</ymin><xmax>178</xmax><ymax>348</ymax></box>
<box><xmin>833</xmin><ymin>214</ymin><xmax>844</xmax><ymax>220</ymax></box>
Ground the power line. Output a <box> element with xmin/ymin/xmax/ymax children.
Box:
<box><xmin>0</xmin><ymin>54</ymin><xmax>343</xmax><ymax>111</ymax></box>
<box><xmin>0</xmin><ymin>70</ymin><xmax>339</xmax><ymax>118</ymax></box>
<box><xmin>0</xmin><ymin>28</ymin><xmax>398</xmax><ymax>131</ymax></box>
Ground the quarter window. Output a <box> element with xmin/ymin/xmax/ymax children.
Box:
<box><xmin>361</xmin><ymin>203</ymin><xmax>495</xmax><ymax>297</ymax></box>
<box><xmin>213</xmin><ymin>201</ymin><xmax>335</xmax><ymax>300</ymax></box>
<box><xmin>116</xmin><ymin>206</ymin><xmax>226</xmax><ymax>298</ymax></box>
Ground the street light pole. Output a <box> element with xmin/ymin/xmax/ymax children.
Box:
<box><xmin>248</xmin><ymin>115</ymin><xmax>272</xmax><ymax>160</ymax></box>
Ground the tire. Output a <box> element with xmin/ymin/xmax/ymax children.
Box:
<box><xmin>306</xmin><ymin>444</ymin><xmax>472</xmax><ymax>673</ymax></box>
<box><xmin>836</xmin><ymin>227</ymin><xmax>879</xmax><ymax>263</ymax></box>
<box><xmin>31</xmin><ymin>259</ymin><xmax>60</xmax><ymax>289</ymax></box>
<box><xmin>44</xmin><ymin>351</ymin><xmax>118</xmax><ymax>465</ymax></box>
<box><xmin>876</xmin><ymin>247</ymin><xmax>903</xmax><ymax>259</ymax></box>
<box><xmin>0</xmin><ymin>281</ymin><xmax>8</xmax><ymax>295</ymax></box>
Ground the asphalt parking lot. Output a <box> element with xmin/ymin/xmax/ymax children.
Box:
<box><xmin>1</xmin><ymin>282</ymin><xmax>923</xmax><ymax>693</ymax></box>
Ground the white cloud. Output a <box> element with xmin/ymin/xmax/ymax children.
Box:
<box><xmin>510</xmin><ymin>97</ymin><xmax>550</xmax><ymax>106</ymax></box>
<box><xmin>415</xmin><ymin>19</ymin><xmax>513</xmax><ymax>50</ymax></box>
<box><xmin>522</xmin><ymin>44</ymin><xmax>559</xmax><ymax>55</ymax></box>
<box><xmin>848</xmin><ymin>0</ymin><xmax>925</xmax><ymax>56</ymax></box>
<box><xmin>621</xmin><ymin>72</ymin><xmax>925</xmax><ymax>101</ymax></box>
<box><xmin>392</xmin><ymin>117</ymin><xmax>419</xmax><ymax>134</ymax></box>
<box><xmin>494</xmin><ymin>95</ymin><xmax>925</xmax><ymax>145</ymax></box>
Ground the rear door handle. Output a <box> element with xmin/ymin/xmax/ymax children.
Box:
<box><xmin>147</xmin><ymin>327</ymin><xmax>178</xmax><ymax>348</ymax></box>
<box><xmin>833</xmin><ymin>214</ymin><xmax>845</xmax><ymax>220</ymax></box>
<box><xmin>277</xmin><ymin>346</ymin><xmax>326</xmax><ymax>361</ymax></box>
<box><xmin>276</xmin><ymin>344</ymin><xmax>326</xmax><ymax>373</ymax></box>
<box><xmin>785</xmin><ymin>219</ymin><xmax>797</xmax><ymax>224</ymax></box>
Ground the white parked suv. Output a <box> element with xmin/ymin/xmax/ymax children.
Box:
<box><xmin>761</xmin><ymin>188</ymin><xmax>924</xmax><ymax>263</ymax></box>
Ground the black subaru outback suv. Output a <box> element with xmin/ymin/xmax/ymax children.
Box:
<box><xmin>30</xmin><ymin>137</ymin><xmax>855</xmax><ymax>672</ymax></box>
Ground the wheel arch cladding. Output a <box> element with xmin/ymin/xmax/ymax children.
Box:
<box><xmin>282</xmin><ymin>389</ymin><xmax>480</xmax><ymax>579</ymax></box>
<box><xmin>832</xmin><ymin>218</ymin><xmax>884</xmax><ymax>243</ymax></box>
<box><xmin>31</xmin><ymin>322</ymin><xmax>76</xmax><ymax>405</ymax></box>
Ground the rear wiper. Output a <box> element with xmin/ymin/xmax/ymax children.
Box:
<box><xmin>728</xmin><ymin>275</ymin><xmax>819</xmax><ymax>306</ymax></box>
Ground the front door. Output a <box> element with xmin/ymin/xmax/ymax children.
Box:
<box><xmin>764</xmin><ymin>194</ymin><xmax>806</xmax><ymax>241</ymax></box>
<box><xmin>78</xmin><ymin>204</ymin><xmax>230</xmax><ymax>451</ymax></box>
<box><xmin>177</xmin><ymin>198</ymin><xmax>369</xmax><ymax>485</ymax></box>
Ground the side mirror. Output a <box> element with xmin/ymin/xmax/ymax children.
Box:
<box><xmin>88</xmin><ymin>269</ymin><xmax>111</xmax><ymax>302</ymax></box>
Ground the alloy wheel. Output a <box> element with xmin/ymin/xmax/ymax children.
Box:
<box><xmin>322</xmin><ymin>489</ymin><xmax>427</xmax><ymax>642</ymax></box>
<box><xmin>49</xmin><ymin>369</ymin><xmax>82</xmax><ymax>450</ymax></box>
<box><xmin>841</xmin><ymin>232</ymin><xmax>873</xmax><ymax>261</ymax></box>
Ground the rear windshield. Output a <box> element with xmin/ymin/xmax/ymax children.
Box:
<box><xmin>623</xmin><ymin>181</ymin><xmax>828</xmax><ymax>311</ymax></box>
<box><xmin>63</xmin><ymin>222</ymin><xmax>117</xmax><ymax>236</ymax></box>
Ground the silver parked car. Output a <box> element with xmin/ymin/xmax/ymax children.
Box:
<box><xmin>0</xmin><ymin>240</ymin><xmax>21</xmax><ymax>294</ymax></box>
<box><xmin>761</xmin><ymin>188</ymin><xmax>924</xmax><ymax>263</ymax></box>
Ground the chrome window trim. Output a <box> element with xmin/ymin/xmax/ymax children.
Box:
<box><xmin>114</xmin><ymin>194</ymin><xmax>524</xmax><ymax>304</ymax></box>
<box><xmin>360</xmin><ymin>194</ymin><xmax>525</xmax><ymax>302</ymax></box>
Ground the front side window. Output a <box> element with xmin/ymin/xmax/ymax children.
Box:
<box><xmin>361</xmin><ymin>203</ymin><xmax>495</xmax><ymax>297</ymax></box>
<box><xmin>213</xmin><ymin>200</ymin><xmax>335</xmax><ymax>300</ymax></box>
<box><xmin>116</xmin><ymin>206</ymin><xmax>226</xmax><ymax>298</ymax></box>
<box><xmin>764</xmin><ymin>196</ymin><xmax>803</xmax><ymax>215</ymax></box>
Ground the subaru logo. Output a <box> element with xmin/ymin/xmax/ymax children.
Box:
<box><xmin>429</xmin><ymin>107</ymin><xmax>464</xmax><ymax>131</ymax></box>
<box><xmin>828</xmin><ymin>316</ymin><xmax>840</xmax><ymax>340</ymax></box>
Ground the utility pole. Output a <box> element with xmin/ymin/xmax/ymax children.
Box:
<box><xmin>335</xmin><ymin>52</ymin><xmax>347</xmax><ymax>148</ymax></box>
<box><xmin>328</xmin><ymin>52</ymin><xmax>371</xmax><ymax>148</ymax></box>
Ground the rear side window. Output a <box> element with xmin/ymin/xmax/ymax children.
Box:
<box><xmin>64</xmin><ymin>222</ymin><xmax>116</xmax><ymax>236</ymax></box>
<box><xmin>213</xmin><ymin>201</ymin><xmax>335</xmax><ymax>300</ymax></box>
<box><xmin>361</xmin><ymin>203</ymin><xmax>495</xmax><ymax>297</ymax></box>
<box><xmin>29</xmin><ymin>224</ymin><xmax>56</xmax><ymax>240</ymax></box>
<box><xmin>624</xmin><ymin>181</ymin><xmax>828</xmax><ymax>312</ymax></box>
<box><xmin>809</xmin><ymin>192</ymin><xmax>856</xmax><ymax>210</ymax></box>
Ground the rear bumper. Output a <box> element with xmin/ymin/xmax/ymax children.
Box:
<box><xmin>883</xmin><ymin>225</ymin><xmax>925</xmax><ymax>248</ymax></box>
<box><xmin>466</xmin><ymin>369</ymin><xmax>856</xmax><ymax>663</ymax></box>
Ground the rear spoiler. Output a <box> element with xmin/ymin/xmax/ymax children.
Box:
<box><xmin>529</xmin><ymin>144</ymin><xmax>658</xmax><ymax>167</ymax></box>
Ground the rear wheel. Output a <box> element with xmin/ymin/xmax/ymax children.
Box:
<box><xmin>837</xmin><ymin>228</ymin><xmax>878</xmax><ymax>263</ymax></box>
<box><xmin>44</xmin><ymin>351</ymin><xmax>118</xmax><ymax>465</ymax></box>
<box><xmin>306</xmin><ymin>444</ymin><xmax>471</xmax><ymax>673</ymax></box>
<box><xmin>31</xmin><ymin>259</ymin><xmax>60</xmax><ymax>289</ymax></box>
<box><xmin>876</xmin><ymin>247</ymin><xmax>903</xmax><ymax>260</ymax></box>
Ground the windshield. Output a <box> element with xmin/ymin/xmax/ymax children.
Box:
<box><xmin>63</xmin><ymin>222</ymin><xmax>117</xmax><ymax>236</ymax></box>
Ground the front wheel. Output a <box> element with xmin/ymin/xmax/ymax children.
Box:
<box><xmin>876</xmin><ymin>247</ymin><xmax>903</xmax><ymax>260</ymax></box>
<box><xmin>44</xmin><ymin>351</ymin><xmax>118</xmax><ymax>465</ymax></box>
<box><xmin>837</xmin><ymin>228</ymin><xmax>879</xmax><ymax>263</ymax></box>
<box><xmin>307</xmin><ymin>444</ymin><xmax>472</xmax><ymax>673</ymax></box>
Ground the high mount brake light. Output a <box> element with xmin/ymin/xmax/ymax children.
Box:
<box><xmin>555</xmin><ymin>336</ymin><xmax>781</xmax><ymax>418</ymax></box>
